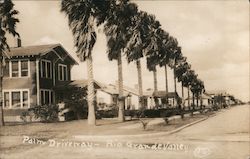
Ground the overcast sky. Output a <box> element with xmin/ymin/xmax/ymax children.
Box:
<box><xmin>7</xmin><ymin>0</ymin><xmax>249</xmax><ymax>102</ymax></box>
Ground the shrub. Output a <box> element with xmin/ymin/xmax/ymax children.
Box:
<box><xmin>139</xmin><ymin>118</ymin><xmax>149</xmax><ymax>130</ymax></box>
<box><xmin>63</xmin><ymin>87</ymin><xmax>88</xmax><ymax>120</ymax></box>
<box><xmin>28</xmin><ymin>104</ymin><xmax>59</xmax><ymax>122</ymax></box>
<box><xmin>143</xmin><ymin>108</ymin><xmax>179</xmax><ymax>118</ymax></box>
<box><xmin>20</xmin><ymin>111</ymin><xmax>33</xmax><ymax>123</ymax></box>
<box><xmin>125</xmin><ymin>110</ymin><xmax>141</xmax><ymax>118</ymax></box>
<box><xmin>98</xmin><ymin>107</ymin><xmax>118</xmax><ymax>118</ymax></box>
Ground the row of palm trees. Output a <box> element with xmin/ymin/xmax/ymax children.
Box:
<box><xmin>0</xmin><ymin>0</ymin><xmax>206</xmax><ymax>126</ymax></box>
<box><xmin>61</xmin><ymin>0</ymin><xmax>205</xmax><ymax>126</ymax></box>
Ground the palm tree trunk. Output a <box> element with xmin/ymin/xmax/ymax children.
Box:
<box><xmin>153</xmin><ymin>69</ymin><xmax>159</xmax><ymax>108</ymax></box>
<box><xmin>196</xmin><ymin>94</ymin><xmax>199</xmax><ymax>109</ymax></box>
<box><xmin>188</xmin><ymin>86</ymin><xmax>190</xmax><ymax>109</ymax></box>
<box><xmin>87</xmin><ymin>54</ymin><xmax>96</xmax><ymax>125</ymax></box>
<box><xmin>136</xmin><ymin>60</ymin><xmax>143</xmax><ymax>109</ymax></box>
<box><xmin>0</xmin><ymin>56</ymin><xmax>4</xmax><ymax>126</ymax></box>
<box><xmin>173</xmin><ymin>68</ymin><xmax>177</xmax><ymax>107</ymax></box>
<box><xmin>117</xmin><ymin>53</ymin><xmax>125</xmax><ymax>122</ymax></box>
<box><xmin>164</xmin><ymin>65</ymin><xmax>169</xmax><ymax>106</ymax></box>
<box><xmin>181</xmin><ymin>82</ymin><xmax>184</xmax><ymax>110</ymax></box>
<box><xmin>153</xmin><ymin>69</ymin><xmax>158</xmax><ymax>91</ymax></box>
<box><xmin>200</xmin><ymin>91</ymin><xmax>203</xmax><ymax>109</ymax></box>
<box><xmin>174</xmin><ymin>69</ymin><xmax>177</xmax><ymax>93</ymax></box>
<box><xmin>192</xmin><ymin>92</ymin><xmax>195</xmax><ymax>109</ymax></box>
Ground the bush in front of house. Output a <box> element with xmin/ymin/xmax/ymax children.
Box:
<box><xmin>64</xmin><ymin>99</ymin><xmax>88</xmax><ymax>120</ymax></box>
<box><xmin>20</xmin><ymin>111</ymin><xmax>33</xmax><ymax>123</ymax></box>
<box><xmin>63</xmin><ymin>87</ymin><xmax>89</xmax><ymax>120</ymax></box>
<box><xmin>124</xmin><ymin>110</ymin><xmax>141</xmax><ymax>118</ymax></box>
<box><xmin>98</xmin><ymin>107</ymin><xmax>118</xmax><ymax>118</ymax></box>
<box><xmin>28</xmin><ymin>104</ymin><xmax>59</xmax><ymax>122</ymax></box>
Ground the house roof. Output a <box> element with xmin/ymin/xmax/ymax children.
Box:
<box><xmin>106</xmin><ymin>84</ymin><xmax>139</xmax><ymax>96</ymax></box>
<box><xmin>98</xmin><ymin>83</ymin><xmax>134</xmax><ymax>97</ymax></box>
<box><xmin>54</xmin><ymin>80</ymin><xmax>102</xmax><ymax>90</ymax></box>
<box><xmin>5</xmin><ymin>44</ymin><xmax>78</xmax><ymax>65</ymax></box>
<box><xmin>205</xmin><ymin>90</ymin><xmax>227</xmax><ymax>96</ymax></box>
<box><xmin>185</xmin><ymin>93</ymin><xmax>212</xmax><ymax>100</ymax></box>
<box><xmin>151</xmin><ymin>91</ymin><xmax>180</xmax><ymax>98</ymax></box>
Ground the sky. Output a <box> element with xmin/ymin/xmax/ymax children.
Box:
<box><xmin>6</xmin><ymin>0</ymin><xmax>249</xmax><ymax>102</ymax></box>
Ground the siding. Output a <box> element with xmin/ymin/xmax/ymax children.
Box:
<box><xmin>3</xmin><ymin>59</ymin><xmax>37</xmax><ymax>107</ymax></box>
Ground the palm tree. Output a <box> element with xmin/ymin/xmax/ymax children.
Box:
<box><xmin>182</xmin><ymin>69</ymin><xmax>196</xmax><ymax>109</ymax></box>
<box><xmin>168</xmin><ymin>43</ymin><xmax>185</xmax><ymax>107</ymax></box>
<box><xmin>104</xmin><ymin>0</ymin><xmax>138</xmax><ymax>121</ymax></box>
<box><xmin>158</xmin><ymin>35</ymin><xmax>178</xmax><ymax>107</ymax></box>
<box><xmin>143</xmin><ymin>17</ymin><xmax>163</xmax><ymax>109</ymax></box>
<box><xmin>125</xmin><ymin>11</ymin><xmax>161</xmax><ymax>110</ymax></box>
<box><xmin>0</xmin><ymin>0</ymin><xmax>19</xmax><ymax>126</ymax></box>
<box><xmin>175</xmin><ymin>61</ymin><xmax>191</xmax><ymax>108</ymax></box>
<box><xmin>125</xmin><ymin>11</ymin><xmax>149</xmax><ymax>109</ymax></box>
<box><xmin>190</xmin><ymin>77</ymin><xmax>204</xmax><ymax>110</ymax></box>
<box><xmin>61</xmin><ymin>0</ymin><xmax>110</xmax><ymax>125</ymax></box>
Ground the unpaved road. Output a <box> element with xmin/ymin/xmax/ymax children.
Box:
<box><xmin>0</xmin><ymin>105</ymin><xmax>249</xmax><ymax>159</ymax></box>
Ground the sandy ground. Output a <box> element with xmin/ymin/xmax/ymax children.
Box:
<box><xmin>0</xmin><ymin>105</ymin><xmax>249</xmax><ymax>159</ymax></box>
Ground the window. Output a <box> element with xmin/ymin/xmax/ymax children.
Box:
<box><xmin>21</xmin><ymin>60</ymin><xmax>29</xmax><ymax>76</ymax></box>
<box><xmin>3</xmin><ymin>90</ymin><xmax>30</xmax><ymax>109</ymax></box>
<box><xmin>47</xmin><ymin>62</ymin><xmax>51</xmax><ymax>78</ymax></box>
<box><xmin>41</xmin><ymin>61</ymin><xmax>46</xmax><ymax>78</ymax></box>
<box><xmin>40</xmin><ymin>60</ymin><xmax>52</xmax><ymax>78</ymax></box>
<box><xmin>7</xmin><ymin>60</ymin><xmax>30</xmax><ymax>78</ymax></box>
<box><xmin>3</xmin><ymin>61</ymin><xmax>9</xmax><ymax>77</ymax></box>
<box><xmin>23</xmin><ymin>91</ymin><xmax>28</xmax><ymax>108</ymax></box>
<box><xmin>58</xmin><ymin>64</ymin><xmax>67</xmax><ymax>81</ymax></box>
<box><xmin>41</xmin><ymin>90</ymin><xmax>54</xmax><ymax>105</ymax></box>
<box><xmin>12</xmin><ymin>92</ymin><xmax>21</xmax><ymax>108</ymax></box>
<box><xmin>11</xmin><ymin>61</ymin><xmax>19</xmax><ymax>77</ymax></box>
<box><xmin>3</xmin><ymin>92</ymin><xmax>10</xmax><ymax>108</ymax></box>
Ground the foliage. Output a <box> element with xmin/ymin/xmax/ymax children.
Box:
<box><xmin>0</xmin><ymin>0</ymin><xmax>20</xmax><ymax>53</ymax></box>
<box><xmin>139</xmin><ymin>118</ymin><xmax>149</xmax><ymax>130</ymax></box>
<box><xmin>61</xmin><ymin>0</ymin><xmax>110</xmax><ymax>61</ymax></box>
<box><xmin>63</xmin><ymin>88</ymin><xmax>88</xmax><ymax>120</ymax></box>
<box><xmin>104</xmin><ymin>0</ymin><xmax>138</xmax><ymax>61</ymax></box>
<box><xmin>98</xmin><ymin>108</ymin><xmax>118</xmax><ymax>118</ymax></box>
<box><xmin>20</xmin><ymin>111</ymin><xmax>33</xmax><ymax>123</ymax></box>
<box><xmin>0</xmin><ymin>0</ymin><xmax>19</xmax><ymax>126</ymax></box>
<box><xmin>28</xmin><ymin>104</ymin><xmax>59</xmax><ymax>123</ymax></box>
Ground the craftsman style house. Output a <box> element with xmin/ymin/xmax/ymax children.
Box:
<box><xmin>3</xmin><ymin>42</ymin><xmax>78</xmax><ymax>121</ymax></box>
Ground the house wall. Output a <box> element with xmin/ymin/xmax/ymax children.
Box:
<box><xmin>130</xmin><ymin>95</ymin><xmax>138</xmax><ymax>110</ymax></box>
<box><xmin>96</xmin><ymin>90</ymin><xmax>111</xmax><ymax>105</ymax></box>
<box><xmin>95</xmin><ymin>90</ymin><xmax>140</xmax><ymax>110</ymax></box>
<box><xmin>39</xmin><ymin>55</ymin><xmax>72</xmax><ymax>105</ymax></box>
<box><xmin>40</xmin><ymin>53</ymin><xmax>72</xmax><ymax>90</ymax></box>
<box><xmin>3</xmin><ymin>58</ymin><xmax>38</xmax><ymax>122</ymax></box>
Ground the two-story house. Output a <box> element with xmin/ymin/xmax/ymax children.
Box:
<box><xmin>3</xmin><ymin>42</ymin><xmax>78</xmax><ymax>122</ymax></box>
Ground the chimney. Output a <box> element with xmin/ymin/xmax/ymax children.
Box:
<box><xmin>17</xmin><ymin>37</ymin><xmax>21</xmax><ymax>47</ymax></box>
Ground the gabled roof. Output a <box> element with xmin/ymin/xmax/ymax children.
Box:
<box><xmin>185</xmin><ymin>93</ymin><xmax>212</xmax><ymax>100</ymax></box>
<box><xmin>205</xmin><ymin>90</ymin><xmax>227</xmax><ymax>96</ymax></box>
<box><xmin>151</xmin><ymin>91</ymin><xmax>180</xmax><ymax>98</ymax></box>
<box><xmin>5</xmin><ymin>44</ymin><xmax>78</xmax><ymax>65</ymax></box>
<box><xmin>99</xmin><ymin>83</ymin><xmax>136</xmax><ymax>96</ymax></box>
<box><xmin>54</xmin><ymin>80</ymin><xmax>102</xmax><ymax>90</ymax></box>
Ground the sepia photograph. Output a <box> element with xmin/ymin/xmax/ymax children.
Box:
<box><xmin>0</xmin><ymin>0</ymin><xmax>249</xmax><ymax>158</ymax></box>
